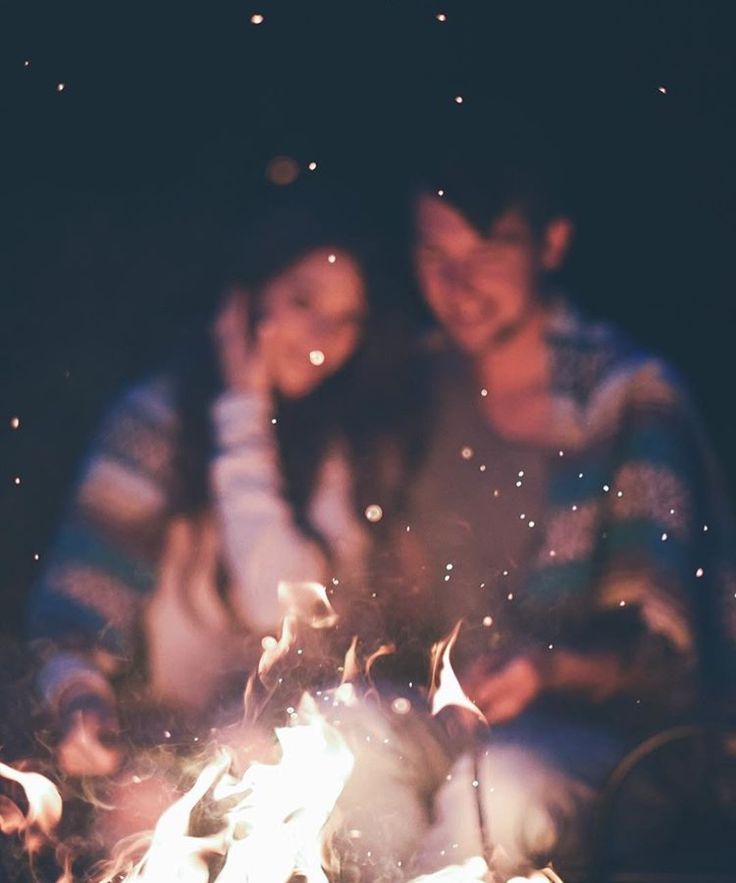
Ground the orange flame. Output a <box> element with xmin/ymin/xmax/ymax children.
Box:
<box><xmin>428</xmin><ymin>622</ymin><xmax>486</xmax><ymax>722</ymax></box>
<box><xmin>0</xmin><ymin>760</ymin><xmax>62</xmax><ymax>852</ymax></box>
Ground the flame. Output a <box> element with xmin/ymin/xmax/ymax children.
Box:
<box><xmin>408</xmin><ymin>856</ymin><xmax>489</xmax><ymax>883</ymax></box>
<box><xmin>94</xmin><ymin>694</ymin><xmax>354</xmax><ymax>883</ymax></box>
<box><xmin>428</xmin><ymin>622</ymin><xmax>486</xmax><ymax>722</ymax></box>
<box><xmin>277</xmin><ymin>580</ymin><xmax>337</xmax><ymax>629</ymax></box>
<box><xmin>0</xmin><ymin>760</ymin><xmax>62</xmax><ymax>851</ymax></box>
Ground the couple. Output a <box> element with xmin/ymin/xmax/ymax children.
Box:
<box><xmin>28</xmin><ymin>153</ymin><xmax>736</xmax><ymax>874</ymax></box>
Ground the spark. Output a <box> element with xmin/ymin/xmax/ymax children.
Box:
<box><xmin>14</xmin><ymin>476</ymin><xmax>21</xmax><ymax>485</ymax></box>
<box><xmin>518</xmin><ymin>470</ymin><xmax>525</xmax><ymax>478</ymax></box>
<box><xmin>24</xmin><ymin>60</ymin><xmax>30</xmax><ymax>67</ymax></box>
<box><xmin>33</xmin><ymin>553</ymin><xmax>39</xmax><ymax>561</ymax></box>
<box><xmin>658</xmin><ymin>85</ymin><xmax>667</xmax><ymax>94</ymax></box>
<box><xmin>56</xmin><ymin>82</ymin><xmax>65</xmax><ymax>92</ymax></box>
<box><xmin>10</xmin><ymin>416</ymin><xmax>20</xmax><ymax>429</ymax></box>
<box><xmin>308</xmin><ymin>161</ymin><xmax>317</xmax><ymax>171</ymax></box>
<box><xmin>696</xmin><ymin>567</ymin><xmax>704</xmax><ymax>578</ymax></box>
<box><xmin>309</xmin><ymin>349</ymin><xmax>325</xmax><ymax>366</ymax></box>
<box><xmin>619</xmin><ymin>600</ymin><xmax>626</xmax><ymax>607</ymax></box>
<box><xmin>271</xmin><ymin>417</ymin><xmax>277</xmax><ymax>424</ymax></box>
<box><xmin>327</xmin><ymin>253</ymin><xmax>336</xmax><ymax>263</ymax></box>
<box><xmin>445</xmin><ymin>563</ymin><xmax>453</xmax><ymax>570</ymax></box>
<box><xmin>482</xmin><ymin>616</ymin><xmax>493</xmax><ymax>627</ymax></box>
<box><xmin>507</xmin><ymin>592</ymin><xmax>513</xmax><ymax>600</ymax></box>
<box><xmin>661</xmin><ymin>532</ymin><xmax>668</xmax><ymax>542</ymax></box>
<box><xmin>250</xmin><ymin>13</ymin><xmax>265</xmax><ymax>24</ymax></box>
<box><xmin>480</xmin><ymin>387</ymin><xmax>488</xmax><ymax>397</ymax></box>
<box><xmin>479</xmin><ymin>464</ymin><xmax>486</xmax><ymax>472</ymax></box>
<box><xmin>603</xmin><ymin>484</ymin><xmax>610</xmax><ymax>492</ymax></box>
<box><xmin>528</xmin><ymin>520</ymin><xmax>535</xmax><ymax>528</ymax></box>
<box><xmin>436</xmin><ymin>13</ymin><xmax>447</xmax><ymax>22</ymax></box>
<box><xmin>454</xmin><ymin>95</ymin><xmax>464</xmax><ymax>104</ymax></box>
<box><xmin>364</xmin><ymin>503</ymin><xmax>383</xmax><ymax>523</ymax></box>
<box><xmin>391</xmin><ymin>697</ymin><xmax>411</xmax><ymax>715</ymax></box>
<box><xmin>461</xmin><ymin>446</ymin><xmax>474</xmax><ymax>459</ymax></box>
<box><xmin>437</xmin><ymin>189</ymin><xmax>445</xmax><ymax>196</ymax></box>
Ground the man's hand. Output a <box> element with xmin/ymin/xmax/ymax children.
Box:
<box><xmin>462</xmin><ymin>655</ymin><xmax>542</xmax><ymax>725</ymax></box>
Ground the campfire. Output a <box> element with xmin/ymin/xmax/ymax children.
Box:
<box><xmin>1</xmin><ymin>582</ymin><xmax>563</xmax><ymax>883</ymax></box>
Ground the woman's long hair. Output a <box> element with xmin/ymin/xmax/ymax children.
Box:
<box><xmin>170</xmin><ymin>180</ymin><xmax>410</xmax><ymax>549</ymax></box>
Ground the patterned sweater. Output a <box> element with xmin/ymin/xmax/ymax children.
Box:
<box><xmin>28</xmin><ymin>377</ymin><xmax>369</xmax><ymax>714</ymax></box>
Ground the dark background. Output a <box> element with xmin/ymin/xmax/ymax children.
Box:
<box><xmin>2</xmin><ymin>1</ymin><xmax>735</xmax><ymax>636</ymax></box>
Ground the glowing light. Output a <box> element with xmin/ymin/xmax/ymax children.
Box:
<box><xmin>446</xmin><ymin>563</ymin><xmax>453</xmax><ymax>571</ymax></box>
<box><xmin>661</xmin><ymin>532</ymin><xmax>668</xmax><ymax>542</ymax></box>
<box><xmin>436</xmin><ymin>13</ymin><xmax>447</xmax><ymax>22</ymax></box>
<box><xmin>480</xmin><ymin>387</ymin><xmax>488</xmax><ymax>397</ymax></box>
<box><xmin>454</xmin><ymin>95</ymin><xmax>464</xmax><ymax>104</ymax></box>
<box><xmin>437</xmin><ymin>189</ymin><xmax>445</xmax><ymax>196</ymax></box>
<box><xmin>327</xmin><ymin>253</ymin><xmax>336</xmax><ymax>263</ymax></box>
<box><xmin>266</xmin><ymin>155</ymin><xmax>299</xmax><ymax>186</ymax></box>
<box><xmin>603</xmin><ymin>484</ymin><xmax>610</xmax><ymax>492</ymax></box>
<box><xmin>518</xmin><ymin>470</ymin><xmax>525</xmax><ymax>478</ymax></box>
<box><xmin>482</xmin><ymin>615</ymin><xmax>493</xmax><ymax>627</ymax></box>
<box><xmin>14</xmin><ymin>477</ymin><xmax>21</xmax><ymax>486</ymax></box>
<box><xmin>696</xmin><ymin>567</ymin><xmax>704</xmax><ymax>578</ymax></box>
<box><xmin>33</xmin><ymin>553</ymin><xmax>39</xmax><ymax>561</ymax></box>
<box><xmin>10</xmin><ymin>416</ymin><xmax>20</xmax><ymax>429</ymax></box>
<box><xmin>364</xmin><ymin>503</ymin><xmax>383</xmax><ymax>523</ymax></box>
<box><xmin>391</xmin><ymin>697</ymin><xmax>411</xmax><ymax>715</ymax></box>
<box><xmin>528</xmin><ymin>520</ymin><xmax>535</xmax><ymax>528</ymax></box>
<box><xmin>658</xmin><ymin>85</ymin><xmax>667</xmax><ymax>94</ymax></box>
<box><xmin>308</xmin><ymin>161</ymin><xmax>317</xmax><ymax>171</ymax></box>
<box><xmin>24</xmin><ymin>60</ymin><xmax>30</xmax><ymax>67</ymax></box>
<box><xmin>250</xmin><ymin>13</ymin><xmax>265</xmax><ymax>24</ymax></box>
<box><xmin>56</xmin><ymin>82</ymin><xmax>65</xmax><ymax>92</ymax></box>
<box><xmin>461</xmin><ymin>446</ymin><xmax>473</xmax><ymax>459</ymax></box>
<box><xmin>479</xmin><ymin>464</ymin><xmax>486</xmax><ymax>472</ymax></box>
<box><xmin>492</xmin><ymin>489</ymin><xmax>500</xmax><ymax>497</ymax></box>
<box><xmin>309</xmin><ymin>349</ymin><xmax>325</xmax><ymax>366</ymax></box>
<box><xmin>619</xmin><ymin>600</ymin><xmax>626</xmax><ymax>607</ymax></box>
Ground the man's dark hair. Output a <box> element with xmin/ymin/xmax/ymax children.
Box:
<box><xmin>412</xmin><ymin>122</ymin><xmax>573</xmax><ymax>236</ymax></box>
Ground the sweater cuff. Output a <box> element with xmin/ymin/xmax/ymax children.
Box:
<box><xmin>211</xmin><ymin>390</ymin><xmax>275</xmax><ymax>450</ymax></box>
<box><xmin>38</xmin><ymin>653</ymin><xmax>115</xmax><ymax>716</ymax></box>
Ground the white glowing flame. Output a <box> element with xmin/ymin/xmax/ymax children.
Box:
<box><xmin>429</xmin><ymin>622</ymin><xmax>486</xmax><ymax>722</ymax></box>
<box><xmin>277</xmin><ymin>580</ymin><xmax>337</xmax><ymax>628</ymax></box>
<box><xmin>96</xmin><ymin>696</ymin><xmax>354</xmax><ymax>883</ymax></box>
<box><xmin>408</xmin><ymin>856</ymin><xmax>488</xmax><ymax>883</ymax></box>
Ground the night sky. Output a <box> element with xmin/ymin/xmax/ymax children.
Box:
<box><xmin>2</xmin><ymin>1</ymin><xmax>736</xmax><ymax>636</ymax></box>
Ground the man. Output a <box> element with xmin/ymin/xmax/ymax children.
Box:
<box><xmin>392</xmin><ymin>146</ymin><xmax>736</xmax><ymax>875</ymax></box>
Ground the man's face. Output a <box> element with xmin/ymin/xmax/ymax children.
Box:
<box><xmin>414</xmin><ymin>194</ymin><xmax>545</xmax><ymax>355</ymax></box>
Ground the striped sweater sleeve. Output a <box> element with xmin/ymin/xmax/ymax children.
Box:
<box><xmin>28</xmin><ymin>377</ymin><xmax>178</xmax><ymax>712</ymax></box>
<box><xmin>210</xmin><ymin>390</ymin><xmax>328</xmax><ymax>634</ymax></box>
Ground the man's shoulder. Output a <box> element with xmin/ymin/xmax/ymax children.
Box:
<box><xmin>547</xmin><ymin>301</ymin><xmax>686</xmax><ymax>403</ymax></box>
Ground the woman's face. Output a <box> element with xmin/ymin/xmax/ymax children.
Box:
<box><xmin>260</xmin><ymin>247</ymin><xmax>367</xmax><ymax>398</ymax></box>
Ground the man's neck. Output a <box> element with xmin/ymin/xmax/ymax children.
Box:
<box><xmin>474</xmin><ymin>303</ymin><xmax>549</xmax><ymax>400</ymax></box>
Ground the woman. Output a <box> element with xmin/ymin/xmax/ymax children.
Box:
<box><xmin>28</xmin><ymin>184</ymin><xmax>395</xmax><ymax>778</ymax></box>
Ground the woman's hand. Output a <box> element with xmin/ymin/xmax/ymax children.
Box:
<box><xmin>212</xmin><ymin>289</ymin><xmax>275</xmax><ymax>395</ymax></box>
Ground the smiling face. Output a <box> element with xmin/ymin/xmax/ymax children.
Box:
<box><xmin>260</xmin><ymin>247</ymin><xmax>367</xmax><ymax>398</ymax></box>
<box><xmin>414</xmin><ymin>194</ymin><xmax>555</xmax><ymax>355</ymax></box>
